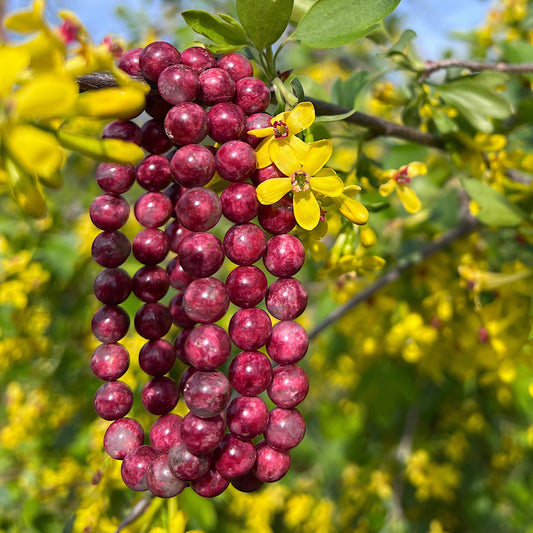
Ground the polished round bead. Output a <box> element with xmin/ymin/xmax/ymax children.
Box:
<box><xmin>104</xmin><ymin>417</ymin><xmax>145</xmax><ymax>459</ymax></box>
<box><xmin>214</xmin><ymin>433</ymin><xmax>256</xmax><ymax>479</ymax></box>
<box><xmin>182</xmin><ymin>278</ymin><xmax>229</xmax><ymax>324</ymax></box>
<box><xmin>226</xmin><ymin>395</ymin><xmax>269</xmax><ymax>440</ymax></box>
<box><xmin>139</xmin><ymin>339</ymin><xmax>176</xmax><ymax>376</ymax></box>
<box><xmin>91</xmin><ymin>343</ymin><xmax>129</xmax><ymax>381</ymax></box>
<box><xmin>181</xmin><ymin>412</ymin><xmax>225</xmax><ymax>454</ymax></box>
<box><xmin>266</xmin><ymin>320</ymin><xmax>308</xmax><ymax>364</ymax></box>
<box><xmin>264</xmin><ymin>407</ymin><xmax>306</xmax><ymax>450</ymax></box>
<box><xmin>134</xmin><ymin>302</ymin><xmax>172</xmax><ymax>340</ymax></box>
<box><xmin>263</xmin><ymin>234</ymin><xmax>305</xmax><ymax>278</ymax></box>
<box><xmin>91</xmin><ymin>305</ymin><xmax>130</xmax><ymax>343</ymax></box>
<box><xmin>149</xmin><ymin>413</ymin><xmax>183</xmax><ymax>452</ymax></box>
<box><xmin>92</xmin><ymin>231</ymin><xmax>131</xmax><ymax>268</ymax></box>
<box><xmin>141</xmin><ymin>376</ymin><xmax>179</xmax><ymax>415</ymax></box>
<box><xmin>94</xmin><ymin>380</ymin><xmax>133</xmax><ymax>420</ymax></box>
<box><xmin>253</xmin><ymin>440</ymin><xmax>291</xmax><ymax>482</ymax></box>
<box><xmin>147</xmin><ymin>452</ymin><xmax>187</xmax><ymax>498</ymax></box>
<box><xmin>225</xmin><ymin>265</ymin><xmax>267</xmax><ymax>308</ymax></box>
<box><xmin>223</xmin><ymin>223</ymin><xmax>267</xmax><ymax>266</ymax></box>
<box><xmin>121</xmin><ymin>445</ymin><xmax>158</xmax><ymax>491</ymax></box>
<box><xmin>267</xmin><ymin>365</ymin><xmax>309</xmax><ymax>408</ymax></box>
<box><xmin>228</xmin><ymin>307</ymin><xmax>272</xmax><ymax>351</ymax></box>
<box><xmin>228</xmin><ymin>351</ymin><xmax>272</xmax><ymax>396</ymax></box>
<box><xmin>266</xmin><ymin>278</ymin><xmax>307</xmax><ymax>320</ymax></box>
<box><xmin>184</xmin><ymin>324</ymin><xmax>231</xmax><ymax>370</ymax></box>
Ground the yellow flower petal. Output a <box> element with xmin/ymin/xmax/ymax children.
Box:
<box><xmin>379</xmin><ymin>179</ymin><xmax>396</xmax><ymax>197</ymax></box>
<box><xmin>286</xmin><ymin>102</ymin><xmax>315</xmax><ymax>134</ymax></box>
<box><xmin>293</xmin><ymin>189</ymin><xmax>321</xmax><ymax>231</ymax></box>
<box><xmin>256</xmin><ymin>178</ymin><xmax>292</xmax><ymax>205</ymax></box>
<box><xmin>406</xmin><ymin>162</ymin><xmax>427</xmax><ymax>178</ymax></box>
<box><xmin>334</xmin><ymin>194</ymin><xmax>369</xmax><ymax>225</ymax></box>
<box><xmin>4</xmin><ymin>0</ymin><xmax>45</xmax><ymax>32</ymax></box>
<box><xmin>360</xmin><ymin>255</ymin><xmax>386</xmax><ymax>270</ymax></box>
<box><xmin>0</xmin><ymin>47</ymin><xmax>30</xmax><ymax>98</ymax></box>
<box><xmin>269</xmin><ymin>141</ymin><xmax>301</xmax><ymax>176</ymax></box>
<box><xmin>397</xmin><ymin>184</ymin><xmax>422</xmax><ymax>213</ymax></box>
<box><xmin>14</xmin><ymin>74</ymin><xmax>78</xmax><ymax>120</ymax></box>
<box><xmin>248</xmin><ymin>126</ymin><xmax>274</xmax><ymax>138</ymax></box>
<box><xmin>6</xmin><ymin>124</ymin><xmax>64</xmax><ymax>179</ymax></box>
<box><xmin>4</xmin><ymin>155</ymin><xmax>47</xmax><ymax>218</ymax></box>
<box><xmin>288</xmin><ymin>135</ymin><xmax>311</xmax><ymax>161</ymax></box>
<box><xmin>302</xmin><ymin>139</ymin><xmax>332</xmax><ymax>175</ymax></box>
<box><xmin>344</xmin><ymin>184</ymin><xmax>362</xmax><ymax>196</ymax></box>
<box><xmin>57</xmin><ymin>130</ymin><xmax>145</xmax><ymax>164</ymax></box>
<box><xmin>309</xmin><ymin>173</ymin><xmax>344</xmax><ymax>197</ymax></box>
<box><xmin>255</xmin><ymin>137</ymin><xmax>274</xmax><ymax>169</ymax></box>
<box><xmin>75</xmin><ymin>86</ymin><xmax>146</xmax><ymax>120</ymax></box>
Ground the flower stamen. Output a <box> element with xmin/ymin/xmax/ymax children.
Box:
<box><xmin>394</xmin><ymin>166</ymin><xmax>411</xmax><ymax>185</ymax></box>
<box><xmin>273</xmin><ymin>120</ymin><xmax>289</xmax><ymax>139</ymax></box>
<box><xmin>291</xmin><ymin>170</ymin><xmax>310</xmax><ymax>192</ymax></box>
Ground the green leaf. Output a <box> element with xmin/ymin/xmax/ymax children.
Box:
<box><xmin>293</xmin><ymin>0</ymin><xmax>401</xmax><ymax>48</ymax></box>
<box><xmin>62</xmin><ymin>515</ymin><xmax>75</xmax><ymax>533</ymax></box>
<box><xmin>236</xmin><ymin>0</ymin><xmax>294</xmax><ymax>51</ymax></box>
<box><xmin>380</xmin><ymin>29</ymin><xmax>425</xmax><ymax>70</ymax></box>
<box><xmin>432</xmin><ymin>109</ymin><xmax>458</xmax><ymax>134</ymax></box>
<box><xmin>365</xmin><ymin>200</ymin><xmax>390</xmax><ymax>212</ymax></box>
<box><xmin>439</xmin><ymin>73</ymin><xmax>512</xmax><ymax>133</ymax></box>
<box><xmin>500</xmin><ymin>40</ymin><xmax>533</xmax><ymax>63</ymax></box>
<box><xmin>291</xmin><ymin>77</ymin><xmax>305</xmax><ymax>102</ymax></box>
<box><xmin>461</xmin><ymin>177</ymin><xmax>524</xmax><ymax>227</ymax></box>
<box><xmin>314</xmin><ymin>109</ymin><xmax>356</xmax><ymax>122</ymax></box>
<box><xmin>181</xmin><ymin>10</ymin><xmax>249</xmax><ymax>47</ymax></box>
<box><xmin>331</xmin><ymin>70</ymin><xmax>369</xmax><ymax>109</ymax></box>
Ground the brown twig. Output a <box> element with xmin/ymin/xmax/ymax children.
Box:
<box><xmin>418</xmin><ymin>59</ymin><xmax>533</xmax><ymax>82</ymax></box>
<box><xmin>304</xmin><ymin>96</ymin><xmax>444</xmax><ymax>149</ymax></box>
<box><xmin>76</xmin><ymin>72</ymin><xmax>444</xmax><ymax>149</ymax></box>
<box><xmin>114</xmin><ymin>493</ymin><xmax>154</xmax><ymax>533</ymax></box>
<box><xmin>388</xmin><ymin>406</ymin><xmax>420</xmax><ymax>524</ymax></box>
<box><xmin>308</xmin><ymin>213</ymin><xmax>479</xmax><ymax>341</ymax></box>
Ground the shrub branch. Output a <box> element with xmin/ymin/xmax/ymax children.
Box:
<box><xmin>308</xmin><ymin>213</ymin><xmax>479</xmax><ymax>341</ymax></box>
<box><xmin>418</xmin><ymin>59</ymin><xmax>533</xmax><ymax>82</ymax></box>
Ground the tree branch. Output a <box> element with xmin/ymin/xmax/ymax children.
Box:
<box><xmin>304</xmin><ymin>96</ymin><xmax>444</xmax><ymax>149</ymax></box>
<box><xmin>114</xmin><ymin>493</ymin><xmax>154</xmax><ymax>533</ymax></box>
<box><xmin>308</xmin><ymin>213</ymin><xmax>479</xmax><ymax>341</ymax></box>
<box><xmin>418</xmin><ymin>59</ymin><xmax>533</xmax><ymax>82</ymax></box>
<box><xmin>76</xmin><ymin>72</ymin><xmax>444</xmax><ymax>149</ymax></box>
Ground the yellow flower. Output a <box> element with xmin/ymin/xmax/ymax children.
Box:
<box><xmin>256</xmin><ymin>139</ymin><xmax>344</xmax><ymax>230</ymax></box>
<box><xmin>378</xmin><ymin>162</ymin><xmax>426</xmax><ymax>213</ymax></box>
<box><xmin>248</xmin><ymin>101</ymin><xmax>315</xmax><ymax>168</ymax></box>
<box><xmin>331</xmin><ymin>185</ymin><xmax>369</xmax><ymax>225</ymax></box>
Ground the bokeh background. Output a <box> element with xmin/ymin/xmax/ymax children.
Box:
<box><xmin>2</xmin><ymin>1</ymin><xmax>533</xmax><ymax>532</ymax></box>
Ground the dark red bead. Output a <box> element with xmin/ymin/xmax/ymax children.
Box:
<box><xmin>228</xmin><ymin>307</ymin><xmax>272</xmax><ymax>351</ymax></box>
<box><xmin>234</xmin><ymin>77</ymin><xmax>271</xmax><ymax>114</ymax></box>
<box><xmin>228</xmin><ymin>351</ymin><xmax>272</xmax><ymax>396</ymax></box>
<box><xmin>121</xmin><ymin>445</ymin><xmax>158</xmax><ymax>491</ymax></box>
<box><xmin>94</xmin><ymin>380</ymin><xmax>133</xmax><ymax>420</ymax></box>
<box><xmin>139</xmin><ymin>339</ymin><xmax>176</xmax><ymax>376</ymax></box>
<box><xmin>104</xmin><ymin>417</ymin><xmax>144</xmax><ymax>459</ymax></box>
<box><xmin>141</xmin><ymin>376</ymin><xmax>179</xmax><ymax>415</ymax></box>
<box><xmin>91</xmin><ymin>343</ymin><xmax>129</xmax><ymax>381</ymax></box>
<box><xmin>91</xmin><ymin>305</ymin><xmax>130</xmax><ymax>343</ymax></box>
<box><xmin>225</xmin><ymin>266</ymin><xmax>267</xmax><ymax>308</ymax></box>
<box><xmin>266</xmin><ymin>278</ymin><xmax>307</xmax><ymax>320</ymax></box>
<box><xmin>139</xmin><ymin>41</ymin><xmax>181</xmax><ymax>82</ymax></box>
<box><xmin>134</xmin><ymin>302</ymin><xmax>172</xmax><ymax>340</ymax></box>
<box><xmin>182</xmin><ymin>278</ymin><xmax>229</xmax><ymax>324</ymax></box>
